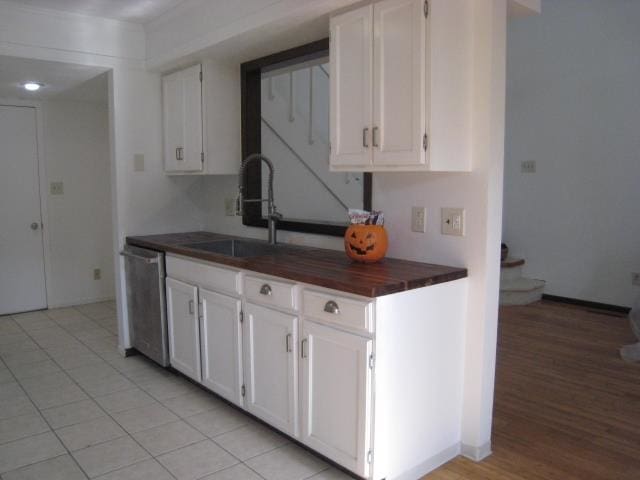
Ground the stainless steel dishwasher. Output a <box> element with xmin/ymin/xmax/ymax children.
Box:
<box><xmin>120</xmin><ymin>244</ymin><xmax>169</xmax><ymax>367</ymax></box>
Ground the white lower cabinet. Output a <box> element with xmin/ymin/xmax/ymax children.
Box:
<box><xmin>166</xmin><ymin>277</ymin><xmax>201</xmax><ymax>382</ymax></box>
<box><xmin>300</xmin><ymin>320</ymin><xmax>373</xmax><ymax>478</ymax></box>
<box><xmin>164</xmin><ymin>254</ymin><xmax>468</xmax><ymax>480</ymax></box>
<box><xmin>199</xmin><ymin>288</ymin><xmax>243</xmax><ymax>406</ymax></box>
<box><xmin>243</xmin><ymin>302</ymin><xmax>299</xmax><ymax>437</ymax></box>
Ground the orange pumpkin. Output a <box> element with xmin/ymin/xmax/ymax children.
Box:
<box><xmin>344</xmin><ymin>225</ymin><xmax>388</xmax><ymax>263</ymax></box>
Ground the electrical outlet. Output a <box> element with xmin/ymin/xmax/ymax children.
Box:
<box><xmin>411</xmin><ymin>206</ymin><xmax>426</xmax><ymax>233</ymax></box>
<box><xmin>50</xmin><ymin>181</ymin><xmax>64</xmax><ymax>195</ymax></box>
<box><xmin>521</xmin><ymin>160</ymin><xmax>536</xmax><ymax>173</ymax></box>
<box><xmin>93</xmin><ymin>268</ymin><xmax>101</xmax><ymax>280</ymax></box>
<box><xmin>225</xmin><ymin>198</ymin><xmax>236</xmax><ymax>216</ymax></box>
<box><xmin>632</xmin><ymin>272</ymin><xmax>640</xmax><ymax>287</ymax></box>
<box><xmin>441</xmin><ymin>208</ymin><xmax>465</xmax><ymax>236</ymax></box>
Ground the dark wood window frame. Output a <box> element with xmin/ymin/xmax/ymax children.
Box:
<box><xmin>241</xmin><ymin>38</ymin><xmax>372</xmax><ymax>237</ymax></box>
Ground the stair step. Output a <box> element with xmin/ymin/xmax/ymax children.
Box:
<box><xmin>500</xmin><ymin>277</ymin><xmax>545</xmax><ymax>306</ymax></box>
<box><xmin>501</xmin><ymin>257</ymin><xmax>525</xmax><ymax>269</ymax></box>
<box><xmin>501</xmin><ymin>277</ymin><xmax>545</xmax><ymax>292</ymax></box>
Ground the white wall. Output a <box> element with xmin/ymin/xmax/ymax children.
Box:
<box><xmin>0</xmin><ymin>1</ymin><xmax>209</xmax><ymax>349</ymax></box>
<box><xmin>42</xmin><ymin>96</ymin><xmax>114</xmax><ymax>307</ymax></box>
<box><xmin>504</xmin><ymin>0</ymin><xmax>640</xmax><ymax>307</ymax></box>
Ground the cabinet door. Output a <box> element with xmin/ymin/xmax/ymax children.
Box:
<box><xmin>372</xmin><ymin>0</ymin><xmax>426</xmax><ymax>167</ymax></box>
<box><xmin>301</xmin><ymin>321</ymin><xmax>373</xmax><ymax>478</ymax></box>
<box><xmin>163</xmin><ymin>70</ymin><xmax>184</xmax><ymax>172</ymax></box>
<box><xmin>330</xmin><ymin>4</ymin><xmax>373</xmax><ymax>168</ymax></box>
<box><xmin>163</xmin><ymin>64</ymin><xmax>203</xmax><ymax>173</ymax></box>
<box><xmin>166</xmin><ymin>277</ymin><xmax>201</xmax><ymax>382</ymax></box>
<box><xmin>243</xmin><ymin>302</ymin><xmax>298</xmax><ymax>436</ymax></box>
<box><xmin>200</xmin><ymin>288</ymin><xmax>243</xmax><ymax>406</ymax></box>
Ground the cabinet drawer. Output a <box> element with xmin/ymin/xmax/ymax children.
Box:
<box><xmin>166</xmin><ymin>255</ymin><xmax>240</xmax><ymax>295</ymax></box>
<box><xmin>303</xmin><ymin>290</ymin><xmax>372</xmax><ymax>334</ymax></box>
<box><xmin>244</xmin><ymin>275</ymin><xmax>298</xmax><ymax>311</ymax></box>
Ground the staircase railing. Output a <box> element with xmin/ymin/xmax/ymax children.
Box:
<box><xmin>261</xmin><ymin>117</ymin><xmax>348</xmax><ymax>212</ymax></box>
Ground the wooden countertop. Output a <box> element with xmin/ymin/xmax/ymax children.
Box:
<box><xmin>126</xmin><ymin>231</ymin><xmax>467</xmax><ymax>298</ymax></box>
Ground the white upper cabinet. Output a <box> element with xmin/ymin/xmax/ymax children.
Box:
<box><xmin>163</xmin><ymin>64</ymin><xmax>204</xmax><ymax>173</ymax></box>
<box><xmin>330</xmin><ymin>4</ymin><xmax>373</xmax><ymax>168</ymax></box>
<box><xmin>163</xmin><ymin>61</ymin><xmax>240</xmax><ymax>175</ymax></box>
<box><xmin>330</xmin><ymin>0</ymin><xmax>471</xmax><ymax>172</ymax></box>
<box><xmin>373</xmin><ymin>0</ymin><xmax>425</xmax><ymax>167</ymax></box>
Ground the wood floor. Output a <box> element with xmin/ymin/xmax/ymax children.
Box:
<box><xmin>424</xmin><ymin>300</ymin><xmax>640</xmax><ymax>480</ymax></box>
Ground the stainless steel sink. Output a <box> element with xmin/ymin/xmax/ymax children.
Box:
<box><xmin>181</xmin><ymin>239</ymin><xmax>296</xmax><ymax>258</ymax></box>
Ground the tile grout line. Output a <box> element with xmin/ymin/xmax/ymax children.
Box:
<box><xmin>42</xmin><ymin>307</ymin><xmax>181</xmax><ymax>479</ymax></box>
<box><xmin>5</xmin><ymin>305</ymin><xmax>337</xmax><ymax>480</ymax></box>
<box><xmin>7</xmin><ymin>308</ymin><xmax>169</xmax><ymax>479</ymax></box>
<box><xmin>0</xmin><ymin>337</ymin><xmax>92</xmax><ymax>479</ymax></box>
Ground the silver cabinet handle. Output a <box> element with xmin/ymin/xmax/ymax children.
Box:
<box><xmin>119</xmin><ymin>251</ymin><xmax>159</xmax><ymax>264</ymax></box>
<box><xmin>286</xmin><ymin>333</ymin><xmax>293</xmax><ymax>353</ymax></box>
<box><xmin>176</xmin><ymin>147</ymin><xmax>184</xmax><ymax>161</ymax></box>
<box><xmin>260</xmin><ymin>284</ymin><xmax>272</xmax><ymax>296</ymax></box>
<box><xmin>372</xmin><ymin>127</ymin><xmax>379</xmax><ymax>147</ymax></box>
<box><xmin>301</xmin><ymin>338</ymin><xmax>308</xmax><ymax>358</ymax></box>
<box><xmin>323</xmin><ymin>301</ymin><xmax>340</xmax><ymax>315</ymax></box>
<box><xmin>188</xmin><ymin>299</ymin><xmax>195</xmax><ymax>315</ymax></box>
<box><xmin>362</xmin><ymin>127</ymin><xmax>369</xmax><ymax>148</ymax></box>
<box><xmin>30</xmin><ymin>222</ymin><xmax>39</xmax><ymax>230</ymax></box>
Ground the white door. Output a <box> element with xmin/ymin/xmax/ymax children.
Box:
<box><xmin>166</xmin><ymin>277</ymin><xmax>201</xmax><ymax>382</ymax></box>
<box><xmin>0</xmin><ymin>105</ymin><xmax>47</xmax><ymax>315</ymax></box>
<box><xmin>301</xmin><ymin>320</ymin><xmax>373</xmax><ymax>478</ymax></box>
<box><xmin>372</xmin><ymin>0</ymin><xmax>426</xmax><ymax>166</ymax></box>
<box><xmin>243</xmin><ymin>302</ymin><xmax>298</xmax><ymax>436</ymax></box>
<box><xmin>162</xmin><ymin>64</ymin><xmax>203</xmax><ymax>173</ymax></box>
<box><xmin>330</xmin><ymin>4</ymin><xmax>373</xmax><ymax>168</ymax></box>
<box><xmin>200</xmin><ymin>288</ymin><xmax>243</xmax><ymax>406</ymax></box>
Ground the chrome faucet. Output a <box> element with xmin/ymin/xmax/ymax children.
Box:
<box><xmin>237</xmin><ymin>153</ymin><xmax>283</xmax><ymax>245</ymax></box>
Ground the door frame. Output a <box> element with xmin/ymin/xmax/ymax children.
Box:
<box><xmin>0</xmin><ymin>98</ymin><xmax>51</xmax><ymax>310</ymax></box>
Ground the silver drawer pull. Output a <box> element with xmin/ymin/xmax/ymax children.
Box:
<box><xmin>323</xmin><ymin>300</ymin><xmax>340</xmax><ymax>315</ymax></box>
<box><xmin>285</xmin><ymin>333</ymin><xmax>293</xmax><ymax>353</ymax></box>
<box><xmin>260</xmin><ymin>284</ymin><xmax>273</xmax><ymax>296</ymax></box>
<box><xmin>301</xmin><ymin>338</ymin><xmax>308</xmax><ymax>358</ymax></box>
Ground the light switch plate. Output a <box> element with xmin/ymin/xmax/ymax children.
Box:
<box><xmin>441</xmin><ymin>208</ymin><xmax>465</xmax><ymax>236</ymax></box>
<box><xmin>521</xmin><ymin>160</ymin><xmax>536</xmax><ymax>173</ymax></box>
<box><xmin>411</xmin><ymin>206</ymin><xmax>426</xmax><ymax>233</ymax></box>
<box><xmin>133</xmin><ymin>154</ymin><xmax>145</xmax><ymax>172</ymax></box>
<box><xmin>50</xmin><ymin>181</ymin><xmax>64</xmax><ymax>195</ymax></box>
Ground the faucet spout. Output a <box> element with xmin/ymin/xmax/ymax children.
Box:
<box><xmin>238</xmin><ymin>154</ymin><xmax>281</xmax><ymax>245</ymax></box>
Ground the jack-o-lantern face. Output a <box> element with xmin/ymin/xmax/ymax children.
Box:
<box><xmin>344</xmin><ymin>225</ymin><xmax>388</xmax><ymax>263</ymax></box>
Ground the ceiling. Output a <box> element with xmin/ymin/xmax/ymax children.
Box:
<box><xmin>7</xmin><ymin>0</ymin><xmax>185</xmax><ymax>23</ymax></box>
<box><xmin>0</xmin><ymin>56</ymin><xmax>109</xmax><ymax>103</ymax></box>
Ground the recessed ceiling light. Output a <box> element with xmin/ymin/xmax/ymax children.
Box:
<box><xmin>23</xmin><ymin>82</ymin><xmax>44</xmax><ymax>92</ymax></box>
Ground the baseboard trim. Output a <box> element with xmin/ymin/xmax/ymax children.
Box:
<box><xmin>47</xmin><ymin>296</ymin><xmax>115</xmax><ymax>310</ymax></box>
<box><xmin>461</xmin><ymin>441</ymin><xmax>492</xmax><ymax>461</ymax></box>
<box><xmin>393</xmin><ymin>443</ymin><xmax>461</xmax><ymax>480</ymax></box>
<box><xmin>542</xmin><ymin>294</ymin><xmax>630</xmax><ymax>314</ymax></box>
<box><xmin>117</xmin><ymin>346</ymin><xmax>136</xmax><ymax>357</ymax></box>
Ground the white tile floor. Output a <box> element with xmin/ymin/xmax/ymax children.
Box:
<box><xmin>0</xmin><ymin>302</ymin><xmax>353</xmax><ymax>480</ymax></box>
